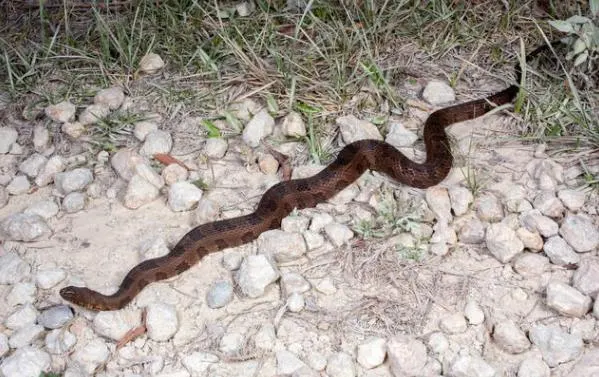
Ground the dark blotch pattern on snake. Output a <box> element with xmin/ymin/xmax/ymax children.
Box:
<box><xmin>59</xmin><ymin>44</ymin><xmax>550</xmax><ymax>311</ymax></box>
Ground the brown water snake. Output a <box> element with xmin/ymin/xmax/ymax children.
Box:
<box><xmin>59</xmin><ymin>43</ymin><xmax>550</xmax><ymax>311</ymax></box>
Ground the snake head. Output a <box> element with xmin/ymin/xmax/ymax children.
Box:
<box><xmin>60</xmin><ymin>286</ymin><xmax>93</xmax><ymax>308</ymax></box>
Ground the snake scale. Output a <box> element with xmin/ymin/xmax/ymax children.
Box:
<box><xmin>60</xmin><ymin>43</ymin><xmax>549</xmax><ymax>311</ymax></box>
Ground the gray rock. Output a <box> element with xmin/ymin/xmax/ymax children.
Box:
<box><xmin>485</xmin><ymin>223</ymin><xmax>524</xmax><ymax>263</ymax></box>
<box><xmin>0</xmin><ymin>186</ymin><xmax>8</xmax><ymax>208</ymax></box>
<box><xmin>520</xmin><ymin>210</ymin><xmax>558</xmax><ymax>237</ymax></box>
<box><xmin>35</xmin><ymin>155</ymin><xmax>66</xmax><ymax>187</ymax></box>
<box><xmin>133</xmin><ymin>119</ymin><xmax>159</xmax><ymax>141</ymax></box>
<box><xmin>458</xmin><ymin>218</ymin><xmax>486</xmax><ymax>244</ymax></box>
<box><xmin>315</xmin><ymin>277</ymin><xmax>337</xmax><ymax>295</ymax></box>
<box><xmin>54</xmin><ymin>168</ymin><xmax>93</xmax><ymax>194</ymax></box>
<box><xmin>559</xmin><ymin>214</ymin><xmax>599</xmax><ymax>252</ymax></box>
<box><xmin>0</xmin><ymin>346</ymin><xmax>51</xmax><ymax>377</ymax></box>
<box><xmin>387</xmin><ymin>336</ymin><xmax>427</xmax><ymax>376</ymax></box>
<box><xmin>236</xmin><ymin>254</ymin><xmax>279</xmax><ymax>298</ymax></box>
<box><xmin>0</xmin><ymin>127</ymin><xmax>19</xmax><ymax>153</ymax></box>
<box><xmin>572</xmin><ymin>257</ymin><xmax>599</xmax><ymax>297</ymax></box>
<box><xmin>258</xmin><ymin>229</ymin><xmax>306</xmax><ymax>262</ymax></box>
<box><xmin>123</xmin><ymin>173</ymin><xmax>160</xmax><ymax>209</ymax></box>
<box><xmin>310</xmin><ymin>212</ymin><xmax>334</xmax><ymax>231</ymax></box>
<box><xmin>38</xmin><ymin>305</ymin><xmax>74</xmax><ymax>329</ymax></box>
<box><xmin>1</xmin><ymin>213</ymin><xmax>51</xmax><ymax>241</ymax></box>
<box><xmin>135</xmin><ymin>162</ymin><xmax>164</xmax><ymax>189</ymax></box>
<box><xmin>254</xmin><ymin>324</ymin><xmax>276</xmax><ymax>352</ymax></box>
<box><xmin>45</xmin><ymin>328</ymin><xmax>77</xmax><ymax>354</ymax></box>
<box><xmin>516</xmin><ymin>227</ymin><xmax>543</xmax><ymax>251</ymax></box>
<box><xmin>565</xmin><ymin>348</ymin><xmax>599</xmax><ymax>377</ymax></box>
<box><xmin>195</xmin><ymin>198</ymin><xmax>220</xmax><ymax>225</ymax></box>
<box><xmin>513</xmin><ymin>253</ymin><xmax>549</xmax><ymax>277</ymax></box>
<box><xmin>19</xmin><ymin>154</ymin><xmax>48</xmax><ymax>178</ymax></box>
<box><xmin>167</xmin><ymin>181</ymin><xmax>203</xmax><ymax>212</ymax></box>
<box><xmin>161</xmin><ymin>163</ymin><xmax>188</xmax><ymax>185</ymax></box>
<box><xmin>94</xmin><ymin>86</ymin><xmax>125</xmax><ymax>110</ymax></box>
<box><xmin>324</xmin><ymin>223</ymin><xmax>354</xmax><ymax>247</ymax></box>
<box><xmin>281</xmin><ymin>215</ymin><xmax>310</xmax><ymax>233</ymax></box>
<box><xmin>385</xmin><ymin>122</ymin><xmax>418</xmax><ymax>148</ymax></box>
<box><xmin>5</xmin><ymin>304</ymin><xmax>38</xmax><ymax>330</ymax></box>
<box><xmin>557</xmin><ymin>189</ymin><xmax>586</xmax><ymax>211</ymax></box>
<box><xmin>448</xmin><ymin>186</ymin><xmax>473</xmax><ymax>217</ymax></box>
<box><xmin>357</xmin><ymin>338</ymin><xmax>386</xmax><ymax>370</ymax></box>
<box><xmin>546</xmin><ymin>281</ymin><xmax>591</xmax><ymax>317</ymax></box>
<box><xmin>526</xmin><ymin>159</ymin><xmax>563</xmax><ymax>191</ymax></box>
<box><xmin>35</xmin><ymin>268</ymin><xmax>66</xmax><ymax>289</ymax></box>
<box><xmin>45</xmin><ymin>101</ymin><xmax>76</xmax><ymax>122</ymax></box>
<box><xmin>517</xmin><ymin>357</ymin><xmax>550</xmax><ymax>377</ymax></box>
<box><xmin>181</xmin><ymin>351</ymin><xmax>219</xmax><ymax>376</ymax></box>
<box><xmin>464</xmin><ymin>300</ymin><xmax>484</xmax><ymax>325</ymax></box>
<box><xmin>287</xmin><ymin>292</ymin><xmax>305</xmax><ymax>312</ymax></box>
<box><xmin>71</xmin><ymin>338</ymin><xmax>110</xmax><ymax>374</ymax></box>
<box><xmin>426</xmin><ymin>186</ymin><xmax>452</xmax><ymax>222</ymax></box>
<box><xmin>229</xmin><ymin>98</ymin><xmax>262</xmax><ymax>122</ymax></box>
<box><xmin>493</xmin><ymin>320</ymin><xmax>530</xmax><ymax>354</ymax></box>
<box><xmin>277</xmin><ymin>349</ymin><xmax>309</xmax><ymax>375</ymax></box>
<box><xmin>242</xmin><ymin>108</ymin><xmax>275</xmax><ymax>147</ymax></box>
<box><xmin>222</xmin><ymin>250</ymin><xmax>242</xmax><ymax>271</ymax></box>
<box><xmin>533</xmin><ymin>191</ymin><xmax>564</xmax><ymax>218</ymax></box>
<box><xmin>61</xmin><ymin>122</ymin><xmax>85</xmax><ymax>139</ymax></box>
<box><xmin>0</xmin><ymin>334</ymin><xmax>7</xmax><ymax>358</ymax></box>
<box><xmin>303</xmin><ymin>230</ymin><xmax>325</xmax><ymax>250</ymax></box>
<box><xmin>439</xmin><ymin>312</ymin><xmax>468</xmax><ymax>334</ymax></box>
<box><xmin>146</xmin><ymin>302</ymin><xmax>179</xmax><ymax>341</ymax></box>
<box><xmin>306</xmin><ymin>351</ymin><xmax>327</xmax><ymax>371</ymax></box>
<box><xmin>24</xmin><ymin>200</ymin><xmax>59</xmax><ymax>219</ymax></box>
<box><xmin>140</xmin><ymin>130</ymin><xmax>173</xmax><ymax>156</ymax></box>
<box><xmin>6</xmin><ymin>175</ymin><xmax>30</xmax><ymax>195</ymax></box>
<box><xmin>32</xmin><ymin>125</ymin><xmax>50</xmax><ymax>152</ymax></box>
<box><xmin>111</xmin><ymin>149</ymin><xmax>146</xmax><ymax>181</ymax></box>
<box><xmin>78</xmin><ymin>103</ymin><xmax>110</xmax><ymax>125</ymax></box>
<box><xmin>6</xmin><ymin>282</ymin><xmax>36</xmax><ymax>306</ymax></box>
<box><xmin>9</xmin><ymin>324</ymin><xmax>44</xmax><ymax>348</ymax></box>
<box><xmin>281</xmin><ymin>272</ymin><xmax>311</xmax><ymax>295</ymax></box>
<box><xmin>337</xmin><ymin>115</ymin><xmax>383</xmax><ymax>144</ymax></box>
<box><xmin>139</xmin><ymin>52</ymin><xmax>164</xmax><ymax>74</ymax></box>
<box><xmin>570</xmin><ymin>318</ymin><xmax>597</xmax><ymax>341</ymax></box>
<box><xmin>448</xmin><ymin>355</ymin><xmax>496</xmax><ymax>377</ymax></box>
<box><xmin>0</xmin><ymin>253</ymin><xmax>31</xmax><ymax>284</ymax></box>
<box><xmin>62</xmin><ymin>192</ymin><xmax>86</xmax><ymax>213</ymax></box>
<box><xmin>205</xmin><ymin>138</ymin><xmax>228</xmax><ymax>159</ymax></box>
<box><xmin>529</xmin><ymin>324</ymin><xmax>583</xmax><ymax>367</ymax></box>
<box><xmin>93</xmin><ymin>309</ymin><xmax>142</xmax><ymax>341</ymax></box>
<box><xmin>206</xmin><ymin>280</ymin><xmax>234</xmax><ymax>308</ymax></box>
<box><xmin>476</xmin><ymin>193</ymin><xmax>504</xmax><ymax>222</ymax></box>
<box><xmin>281</xmin><ymin>111</ymin><xmax>306</xmax><ymax>137</ymax></box>
<box><xmin>422</xmin><ymin>80</ymin><xmax>455</xmax><ymax>105</ymax></box>
<box><xmin>326</xmin><ymin>352</ymin><xmax>356</xmax><ymax>377</ymax></box>
<box><xmin>219</xmin><ymin>332</ymin><xmax>244</xmax><ymax>355</ymax></box>
<box><xmin>543</xmin><ymin>236</ymin><xmax>580</xmax><ymax>266</ymax></box>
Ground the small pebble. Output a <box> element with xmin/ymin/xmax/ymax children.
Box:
<box><xmin>206</xmin><ymin>280</ymin><xmax>234</xmax><ymax>309</ymax></box>
<box><xmin>146</xmin><ymin>303</ymin><xmax>179</xmax><ymax>341</ymax></box>
<box><xmin>38</xmin><ymin>305</ymin><xmax>74</xmax><ymax>329</ymax></box>
<box><xmin>287</xmin><ymin>293</ymin><xmax>305</xmax><ymax>312</ymax></box>
<box><xmin>62</xmin><ymin>192</ymin><xmax>86</xmax><ymax>213</ymax></box>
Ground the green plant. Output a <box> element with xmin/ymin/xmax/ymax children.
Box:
<box><xmin>548</xmin><ymin>0</ymin><xmax>599</xmax><ymax>69</ymax></box>
<box><xmin>396</xmin><ymin>243</ymin><xmax>427</xmax><ymax>262</ymax></box>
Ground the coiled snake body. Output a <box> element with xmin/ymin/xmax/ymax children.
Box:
<box><xmin>60</xmin><ymin>44</ymin><xmax>546</xmax><ymax>311</ymax></box>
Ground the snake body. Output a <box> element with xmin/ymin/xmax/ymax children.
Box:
<box><xmin>60</xmin><ymin>44</ymin><xmax>545</xmax><ymax>311</ymax></box>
